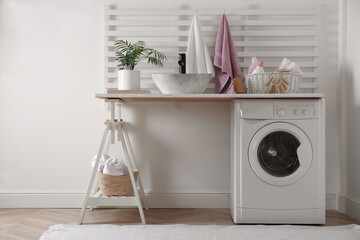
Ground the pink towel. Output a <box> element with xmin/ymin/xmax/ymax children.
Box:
<box><xmin>213</xmin><ymin>14</ymin><xmax>244</xmax><ymax>94</ymax></box>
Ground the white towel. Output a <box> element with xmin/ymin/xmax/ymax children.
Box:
<box><xmin>186</xmin><ymin>15</ymin><xmax>214</xmax><ymax>74</ymax></box>
<box><xmin>278</xmin><ymin>58</ymin><xmax>303</xmax><ymax>75</ymax></box>
<box><xmin>91</xmin><ymin>154</ymin><xmax>110</xmax><ymax>172</ymax></box>
<box><xmin>103</xmin><ymin>156</ymin><xmax>129</xmax><ymax>176</ymax></box>
<box><xmin>287</xmin><ymin>62</ymin><xmax>303</xmax><ymax>75</ymax></box>
<box><xmin>278</xmin><ymin>58</ymin><xmax>292</xmax><ymax>70</ymax></box>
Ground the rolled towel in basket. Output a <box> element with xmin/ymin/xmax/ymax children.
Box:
<box><xmin>91</xmin><ymin>154</ymin><xmax>110</xmax><ymax>172</ymax></box>
<box><xmin>103</xmin><ymin>156</ymin><xmax>129</xmax><ymax>176</ymax></box>
<box><xmin>278</xmin><ymin>58</ymin><xmax>292</xmax><ymax>70</ymax></box>
<box><xmin>278</xmin><ymin>58</ymin><xmax>303</xmax><ymax>75</ymax></box>
<box><xmin>287</xmin><ymin>62</ymin><xmax>303</xmax><ymax>75</ymax></box>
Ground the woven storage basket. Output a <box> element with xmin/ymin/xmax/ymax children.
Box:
<box><xmin>246</xmin><ymin>72</ymin><xmax>302</xmax><ymax>94</ymax></box>
<box><xmin>97</xmin><ymin>170</ymin><xmax>138</xmax><ymax>196</ymax></box>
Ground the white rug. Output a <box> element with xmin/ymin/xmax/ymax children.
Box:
<box><xmin>39</xmin><ymin>224</ymin><xmax>360</xmax><ymax>240</ymax></box>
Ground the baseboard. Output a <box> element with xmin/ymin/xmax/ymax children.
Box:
<box><xmin>0</xmin><ymin>193</ymin><xmax>85</xmax><ymax>208</ymax></box>
<box><xmin>145</xmin><ymin>193</ymin><xmax>230</xmax><ymax>208</ymax></box>
<box><xmin>338</xmin><ymin>194</ymin><xmax>360</xmax><ymax>222</ymax></box>
<box><xmin>0</xmin><ymin>193</ymin><xmax>336</xmax><ymax>209</ymax></box>
<box><xmin>326</xmin><ymin>193</ymin><xmax>337</xmax><ymax>210</ymax></box>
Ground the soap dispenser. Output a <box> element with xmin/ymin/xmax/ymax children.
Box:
<box><xmin>178</xmin><ymin>53</ymin><xmax>186</xmax><ymax>74</ymax></box>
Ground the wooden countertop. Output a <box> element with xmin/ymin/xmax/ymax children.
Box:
<box><xmin>95</xmin><ymin>93</ymin><xmax>324</xmax><ymax>102</ymax></box>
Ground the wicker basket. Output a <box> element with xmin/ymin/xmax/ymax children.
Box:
<box><xmin>246</xmin><ymin>72</ymin><xmax>302</xmax><ymax>94</ymax></box>
<box><xmin>97</xmin><ymin>170</ymin><xmax>139</xmax><ymax>196</ymax></box>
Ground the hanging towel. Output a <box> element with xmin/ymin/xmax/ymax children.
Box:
<box><xmin>186</xmin><ymin>15</ymin><xmax>214</xmax><ymax>74</ymax></box>
<box><xmin>103</xmin><ymin>156</ymin><xmax>129</xmax><ymax>176</ymax></box>
<box><xmin>214</xmin><ymin>14</ymin><xmax>244</xmax><ymax>94</ymax></box>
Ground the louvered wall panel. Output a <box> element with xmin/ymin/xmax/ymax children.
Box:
<box><xmin>105</xmin><ymin>7</ymin><xmax>318</xmax><ymax>93</ymax></box>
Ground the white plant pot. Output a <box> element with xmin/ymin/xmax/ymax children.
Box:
<box><xmin>118</xmin><ymin>70</ymin><xmax>140</xmax><ymax>90</ymax></box>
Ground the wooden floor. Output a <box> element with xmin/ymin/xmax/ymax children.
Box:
<box><xmin>0</xmin><ymin>208</ymin><xmax>358</xmax><ymax>240</ymax></box>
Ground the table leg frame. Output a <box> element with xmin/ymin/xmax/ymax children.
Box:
<box><xmin>78</xmin><ymin>101</ymin><xmax>147</xmax><ymax>224</ymax></box>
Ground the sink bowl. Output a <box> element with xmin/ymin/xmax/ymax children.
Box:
<box><xmin>152</xmin><ymin>73</ymin><xmax>214</xmax><ymax>94</ymax></box>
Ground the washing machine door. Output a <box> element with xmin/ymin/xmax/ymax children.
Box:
<box><xmin>248</xmin><ymin>122</ymin><xmax>312</xmax><ymax>186</ymax></box>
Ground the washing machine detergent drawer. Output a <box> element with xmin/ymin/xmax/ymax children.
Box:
<box><xmin>239</xmin><ymin>99</ymin><xmax>319</xmax><ymax>120</ymax></box>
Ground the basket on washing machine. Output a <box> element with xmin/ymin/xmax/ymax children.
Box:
<box><xmin>246</xmin><ymin>72</ymin><xmax>302</xmax><ymax>94</ymax></box>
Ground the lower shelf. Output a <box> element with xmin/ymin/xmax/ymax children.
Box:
<box><xmin>87</xmin><ymin>195</ymin><xmax>137</xmax><ymax>207</ymax></box>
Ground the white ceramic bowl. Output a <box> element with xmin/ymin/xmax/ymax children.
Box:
<box><xmin>152</xmin><ymin>73</ymin><xmax>214</xmax><ymax>94</ymax></box>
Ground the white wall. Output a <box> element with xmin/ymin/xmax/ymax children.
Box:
<box><xmin>338</xmin><ymin>0</ymin><xmax>360</xmax><ymax>221</ymax></box>
<box><xmin>0</xmin><ymin>0</ymin><xmax>340</xmax><ymax>208</ymax></box>
<box><xmin>0</xmin><ymin>0</ymin><xmax>106</xmax><ymax>194</ymax></box>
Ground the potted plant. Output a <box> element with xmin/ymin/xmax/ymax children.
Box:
<box><xmin>114</xmin><ymin>40</ymin><xmax>166</xmax><ymax>90</ymax></box>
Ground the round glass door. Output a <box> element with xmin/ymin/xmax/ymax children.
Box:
<box><xmin>257</xmin><ymin>131</ymin><xmax>300</xmax><ymax>177</ymax></box>
<box><xmin>248</xmin><ymin>122</ymin><xmax>312</xmax><ymax>186</ymax></box>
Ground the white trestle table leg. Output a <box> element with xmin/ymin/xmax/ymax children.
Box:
<box><xmin>123</xmin><ymin>125</ymin><xmax>149</xmax><ymax>210</ymax></box>
<box><xmin>117</xmin><ymin>124</ymin><xmax>146</xmax><ymax>224</ymax></box>
<box><xmin>78</xmin><ymin>126</ymin><xmax>109</xmax><ymax>225</ymax></box>
<box><xmin>89</xmin><ymin>133</ymin><xmax>111</xmax><ymax>211</ymax></box>
<box><xmin>78</xmin><ymin>101</ymin><xmax>147</xmax><ymax>224</ymax></box>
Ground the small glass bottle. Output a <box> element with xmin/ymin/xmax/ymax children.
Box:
<box><xmin>178</xmin><ymin>53</ymin><xmax>186</xmax><ymax>74</ymax></box>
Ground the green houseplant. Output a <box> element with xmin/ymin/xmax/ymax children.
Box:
<box><xmin>114</xmin><ymin>40</ymin><xmax>166</xmax><ymax>90</ymax></box>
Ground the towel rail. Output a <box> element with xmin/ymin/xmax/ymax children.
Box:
<box><xmin>105</xmin><ymin>6</ymin><xmax>319</xmax><ymax>93</ymax></box>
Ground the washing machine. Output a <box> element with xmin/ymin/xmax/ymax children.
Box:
<box><xmin>230</xmin><ymin>98</ymin><xmax>325</xmax><ymax>224</ymax></box>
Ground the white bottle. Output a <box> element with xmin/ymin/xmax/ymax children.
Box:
<box><xmin>248</xmin><ymin>57</ymin><xmax>258</xmax><ymax>74</ymax></box>
<box><xmin>251</xmin><ymin>61</ymin><xmax>264</xmax><ymax>74</ymax></box>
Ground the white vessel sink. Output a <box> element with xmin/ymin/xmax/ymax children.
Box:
<box><xmin>152</xmin><ymin>73</ymin><xmax>214</xmax><ymax>94</ymax></box>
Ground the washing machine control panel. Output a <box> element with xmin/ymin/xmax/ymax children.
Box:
<box><xmin>274</xmin><ymin>100</ymin><xmax>319</xmax><ymax>119</ymax></box>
